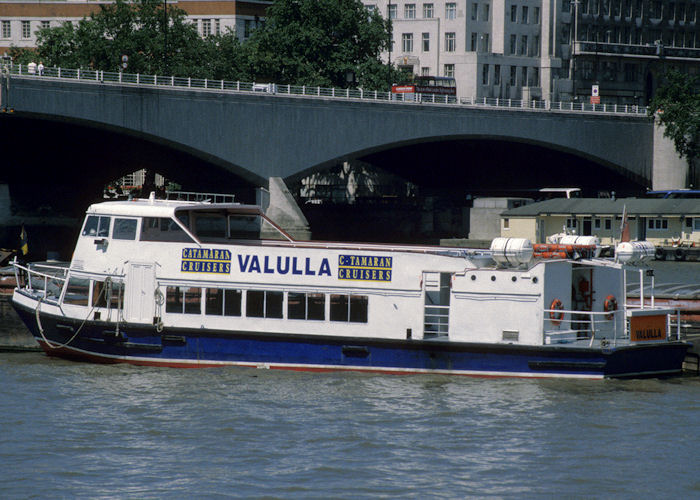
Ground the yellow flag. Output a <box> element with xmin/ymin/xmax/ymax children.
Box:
<box><xmin>20</xmin><ymin>225</ymin><xmax>28</xmax><ymax>255</ymax></box>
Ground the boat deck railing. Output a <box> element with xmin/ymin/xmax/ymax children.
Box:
<box><xmin>166</xmin><ymin>190</ymin><xmax>236</xmax><ymax>203</ymax></box>
<box><xmin>543</xmin><ymin>306</ymin><xmax>683</xmax><ymax>346</ymax></box>
<box><xmin>4</xmin><ymin>63</ymin><xmax>650</xmax><ymax>117</ymax></box>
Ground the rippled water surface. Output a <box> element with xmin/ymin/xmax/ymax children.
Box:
<box><xmin>1</xmin><ymin>351</ymin><xmax>699</xmax><ymax>499</ymax></box>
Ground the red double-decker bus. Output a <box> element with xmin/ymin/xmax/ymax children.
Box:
<box><xmin>391</xmin><ymin>76</ymin><xmax>457</xmax><ymax>96</ymax></box>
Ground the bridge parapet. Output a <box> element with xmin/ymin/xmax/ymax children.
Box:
<box><xmin>3</xmin><ymin>63</ymin><xmax>650</xmax><ymax>117</ymax></box>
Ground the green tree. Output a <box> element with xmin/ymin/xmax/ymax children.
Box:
<box><xmin>245</xmin><ymin>0</ymin><xmax>400</xmax><ymax>89</ymax></box>
<box><xmin>34</xmin><ymin>0</ymin><xmax>208</xmax><ymax>76</ymax></box>
<box><xmin>649</xmin><ymin>71</ymin><xmax>700</xmax><ymax>162</ymax></box>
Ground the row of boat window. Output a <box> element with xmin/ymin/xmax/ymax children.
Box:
<box><xmin>166</xmin><ymin>286</ymin><xmax>369</xmax><ymax>323</ymax></box>
<box><xmin>61</xmin><ymin>277</ymin><xmax>368</xmax><ymax>323</ymax></box>
<box><xmin>81</xmin><ymin>213</ymin><xmax>276</xmax><ymax>242</ymax></box>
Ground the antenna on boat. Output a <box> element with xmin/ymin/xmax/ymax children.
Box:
<box><xmin>149</xmin><ymin>191</ymin><xmax>156</xmax><ymax>204</ymax></box>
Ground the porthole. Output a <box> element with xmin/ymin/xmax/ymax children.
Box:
<box><xmin>511</xmin><ymin>276</ymin><xmax>517</xmax><ymax>282</ymax></box>
<box><xmin>471</xmin><ymin>275</ymin><xmax>476</xmax><ymax>281</ymax></box>
<box><xmin>532</xmin><ymin>277</ymin><xmax>538</xmax><ymax>284</ymax></box>
<box><xmin>491</xmin><ymin>276</ymin><xmax>496</xmax><ymax>282</ymax></box>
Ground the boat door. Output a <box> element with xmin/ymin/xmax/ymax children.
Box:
<box><xmin>423</xmin><ymin>272</ymin><xmax>450</xmax><ymax>337</ymax></box>
<box><xmin>124</xmin><ymin>262</ymin><xmax>157</xmax><ymax>324</ymax></box>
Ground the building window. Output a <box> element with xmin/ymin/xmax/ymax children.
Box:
<box><xmin>694</xmin><ymin>218</ymin><xmax>700</xmax><ymax>231</ymax></box>
<box><xmin>422</xmin><ymin>32</ymin><xmax>430</xmax><ymax>51</ymax></box>
<box><xmin>202</xmin><ymin>19</ymin><xmax>211</xmax><ymax>37</ymax></box>
<box><xmin>521</xmin><ymin>66</ymin><xmax>527</xmax><ymax>86</ymax></box>
<box><xmin>532</xmin><ymin>67</ymin><xmax>539</xmax><ymax>86</ymax></box>
<box><xmin>41</xmin><ymin>20</ymin><xmax>50</xmax><ymax>30</ymax></box>
<box><xmin>522</xmin><ymin>5</ymin><xmax>529</xmax><ymax>23</ymax></box>
<box><xmin>482</xmin><ymin>64</ymin><xmax>489</xmax><ymax>85</ymax></box>
<box><xmin>624</xmin><ymin>63</ymin><xmax>638</xmax><ymax>82</ymax></box>
<box><xmin>423</xmin><ymin>3</ymin><xmax>434</xmax><ymax>18</ymax></box>
<box><xmin>1</xmin><ymin>21</ymin><xmax>10</xmax><ymax>38</ymax></box>
<box><xmin>388</xmin><ymin>4</ymin><xmax>397</xmax><ymax>19</ymax></box>
<box><xmin>511</xmin><ymin>5</ymin><xmax>518</xmax><ymax>22</ymax></box>
<box><xmin>21</xmin><ymin>20</ymin><xmax>30</xmax><ymax>39</ymax></box>
<box><xmin>648</xmin><ymin>218</ymin><xmax>669</xmax><ymax>230</ymax></box>
<box><xmin>605</xmin><ymin>218</ymin><xmax>612</xmax><ymax>230</ymax></box>
<box><xmin>510</xmin><ymin>66</ymin><xmax>517</xmax><ymax>85</ymax></box>
<box><xmin>421</xmin><ymin>66</ymin><xmax>430</xmax><ymax>76</ymax></box>
<box><xmin>594</xmin><ymin>218</ymin><xmax>601</xmax><ymax>230</ymax></box>
<box><xmin>510</xmin><ymin>34</ymin><xmax>517</xmax><ymax>54</ymax></box>
<box><xmin>481</xmin><ymin>33</ymin><xmax>489</xmax><ymax>52</ymax></box>
<box><xmin>566</xmin><ymin>218</ymin><xmax>578</xmax><ymax>229</ymax></box>
<box><xmin>503</xmin><ymin>218</ymin><xmax>510</xmax><ymax>229</ymax></box>
<box><xmin>444</xmin><ymin>63</ymin><xmax>455</xmax><ymax>77</ymax></box>
<box><xmin>471</xmin><ymin>32</ymin><xmax>478</xmax><ymax>51</ymax></box>
<box><xmin>244</xmin><ymin>19</ymin><xmax>254</xmax><ymax>38</ymax></box>
<box><xmin>520</xmin><ymin>35</ymin><xmax>528</xmax><ymax>55</ymax></box>
<box><xmin>534</xmin><ymin>6</ymin><xmax>540</xmax><ymax>23</ymax></box>
<box><xmin>494</xmin><ymin>64</ymin><xmax>501</xmax><ymax>85</ymax></box>
<box><xmin>445</xmin><ymin>32</ymin><xmax>456</xmax><ymax>51</ymax></box>
<box><xmin>483</xmin><ymin>4</ymin><xmax>490</xmax><ymax>21</ymax></box>
<box><xmin>402</xmin><ymin>33</ymin><xmax>413</xmax><ymax>52</ymax></box>
<box><xmin>471</xmin><ymin>3</ymin><xmax>478</xmax><ymax>20</ymax></box>
<box><xmin>215</xmin><ymin>19</ymin><xmax>220</xmax><ymax>35</ymax></box>
<box><xmin>446</xmin><ymin>2</ymin><xmax>457</xmax><ymax>19</ymax></box>
<box><xmin>405</xmin><ymin>4</ymin><xmax>416</xmax><ymax>18</ymax></box>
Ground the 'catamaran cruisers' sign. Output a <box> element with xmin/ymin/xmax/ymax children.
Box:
<box><xmin>181</xmin><ymin>248</ymin><xmax>231</xmax><ymax>274</ymax></box>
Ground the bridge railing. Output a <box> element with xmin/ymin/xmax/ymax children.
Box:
<box><xmin>6</xmin><ymin>63</ymin><xmax>649</xmax><ymax>116</ymax></box>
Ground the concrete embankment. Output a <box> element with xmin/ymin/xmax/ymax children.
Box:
<box><xmin>0</xmin><ymin>294</ymin><xmax>39</xmax><ymax>351</ymax></box>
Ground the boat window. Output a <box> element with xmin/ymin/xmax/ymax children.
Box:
<box><xmin>64</xmin><ymin>277</ymin><xmax>90</xmax><ymax>306</ymax></box>
<box><xmin>113</xmin><ymin>218</ymin><xmax>138</xmax><ymax>240</ymax></box>
<box><xmin>165</xmin><ymin>286</ymin><xmax>201</xmax><ymax>314</ymax></box>
<box><xmin>246</xmin><ymin>290</ymin><xmax>283</xmax><ymax>318</ymax></box>
<box><xmin>330</xmin><ymin>294</ymin><xmax>368</xmax><ymax>323</ymax></box>
<box><xmin>195</xmin><ymin>215</ymin><xmax>227</xmax><ymax>238</ymax></box>
<box><xmin>229</xmin><ymin>215</ymin><xmax>262</xmax><ymax>239</ymax></box>
<box><xmin>288</xmin><ymin>292</ymin><xmax>326</xmax><ymax>321</ymax></box>
<box><xmin>141</xmin><ymin>217</ymin><xmax>193</xmax><ymax>242</ymax></box>
<box><xmin>92</xmin><ymin>280</ymin><xmax>108</xmax><ymax>308</ymax></box>
<box><xmin>82</xmin><ymin>215</ymin><xmax>111</xmax><ymax>237</ymax></box>
<box><xmin>205</xmin><ymin>288</ymin><xmax>242</xmax><ymax>316</ymax></box>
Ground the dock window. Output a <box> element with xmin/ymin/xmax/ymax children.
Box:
<box><xmin>166</xmin><ymin>286</ymin><xmax>201</xmax><ymax>314</ymax></box>
<box><xmin>113</xmin><ymin>218</ymin><xmax>138</xmax><ymax>240</ymax></box>
<box><xmin>205</xmin><ymin>288</ymin><xmax>242</xmax><ymax>316</ymax></box>
<box><xmin>330</xmin><ymin>294</ymin><xmax>368</xmax><ymax>323</ymax></box>
<box><xmin>288</xmin><ymin>292</ymin><xmax>325</xmax><ymax>320</ymax></box>
<box><xmin>648</xmin><ymin>218</ymin><xmax>668</xmax><ymax>230</ymax></box>
<box><xmin>82</xmin><ymin>215</ymin><xmax>111</xmax><ymax>237</ymax></box>
<box><xmin>246</xmin><ymin>290</ymin><xmax>283</xmax><ymax>318</ymax></box>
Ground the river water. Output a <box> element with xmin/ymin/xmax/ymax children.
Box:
<box><xmin>1</xmin><ymin>350</ymin><xmax>699</xmax><ymax>499</ymax></box>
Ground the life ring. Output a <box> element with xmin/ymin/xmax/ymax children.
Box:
<box><xmin>549</xmin><ymin>298</ymin><xmax>564</xmax><ymax>325</ymax></box>
<box><xmin>604</xmin><ymin>294</ymin><xmax>618</xmax><ymax>320</ymax></box>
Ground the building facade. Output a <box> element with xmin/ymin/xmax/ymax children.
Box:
<box><xmin>0</xmin><ymin>0</ymin><xmax>269</xmax><ymax>56</ymax></box>
<box><xmin>366</xmin><ymin>0</ymin><xmax>700</xmax><ymax>103</ymax></box>
<box><xmin>500</xmin><ymin>197</ymin><xmax>700</xmax><ymax>244</ymax></box>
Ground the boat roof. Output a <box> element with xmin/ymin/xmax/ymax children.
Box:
<box><xmin>87</xmin><ymin>198</ymin><xmax>262</xmax><ymax>219</ymax></box>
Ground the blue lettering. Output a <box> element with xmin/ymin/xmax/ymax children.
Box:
<box><xmin>238</xmin><ymin>254</ymin><xmax>250</xmax><ymax>272</ymax></box>
<box><xmin>319</xmin><ymin>258</ymin><xmax>331</xmax><ymax>276</ymax></box>
<box><xmin>277</xmin><ymin>256</ymin><xmax>290</xmax><ymax>274</ymax></box>
<box><xmin>292</xmin><ymin>257</ymin><xmax>303</xmax><ymax>275</ymax></box>
<box><xmin>249</xmin><ymin>256</ymin><xmax>261</xmax><ymax>273</ymax></box>
<box><xmin>264</xmin><ymin>256</ymin><xmax>274</xmax><ymax>274</ymax></box>
<box><xmin>305</xmin><ymin>257</ymin><xmax>315</xmax><ymax>276</ymax></box>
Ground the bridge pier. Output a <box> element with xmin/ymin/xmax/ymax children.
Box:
<box><xmin>260</xmin><ymin>177</ymin><xmax>311</xmax><ymax>241</ymax></box>
<box><xmin>652</xmin><ymin>117</ymin><xmax>692</xmax><ymax>190</ymax></box>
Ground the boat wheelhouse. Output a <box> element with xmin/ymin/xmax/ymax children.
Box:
<box><xmin>11</xmin><ymin>193</ymin><xmax>689</xmax><ymax>378</ymax></box>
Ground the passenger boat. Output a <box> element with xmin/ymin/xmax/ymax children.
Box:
<box><xmin>10</xmin><ymin>193</ymin><xmax>690</xmax><ymax>379</ymax></box>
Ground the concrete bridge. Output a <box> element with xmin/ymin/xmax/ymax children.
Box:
<box><xmin>0</xmin><ymin>69</ymin><xmax>689</xmax><ymax>193</ymax></box>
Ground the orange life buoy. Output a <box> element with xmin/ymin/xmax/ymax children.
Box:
<box><xmin>604</xmin><ymin>294</ymin><xmax>618</xmax><ymax>320</ymax></box>
<box><xmin>549</xmin><ymin>298</ymin><xmax>564</xmax><ymax>325</ymax></box>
